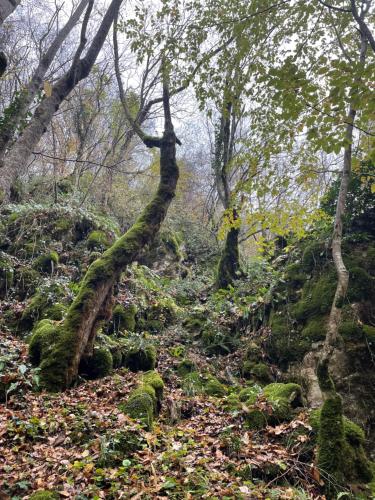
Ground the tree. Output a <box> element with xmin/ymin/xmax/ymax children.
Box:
<box><xmin>0</xmin><ymin>0</ymin><xmax>90</xmax><ymax>161</ymax></box>
<box><xmin>35</xmin><ymin>21</ymin><xmax>181</xmax><ymax>391</ymax></box>
<box><xmin>0</xmin><ymin>0</ymin><xmax>20</xmax><ymax>76</ymax></box>
<box><xmin>0</xmin><ymin>0</ymin><xmax>122</xmax><ymax>201</ymax></box>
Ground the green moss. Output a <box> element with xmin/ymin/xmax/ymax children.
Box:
<box><xmin>122</xmin><ymin>341</ymin><xmax>156</xmax><ymax>372</ymax></box>
<box><xmin>301</xmin><ymin>317</ymin><xmax>326</xmax><ymax>342</ymax></box>
<box><xmin>33</xmin><ymin>251</ymin><xmax>59</xmax><ymax>273</ymax></box>
<box><xmin>14</xmin><ymin>267</ymin><xmax>40</xmax><ymax>298</ymax></box>
<box><xmin>347</xmin><ymin>266</ymin><xmax>373</xmax><ymax>302</ymax></box>
<box><xmin>310</xmin><ymin>405</ymin><xmax>373</xmax><ymax>488</ymax></box>
<box><xmin>161</xmin><ymin>229</ymin><xmax>184</xmax><ymax>260</ymax></box>
<box><xmin>317</xmin><ymin>394</ymin><xmax>345</xmax><ymax>485</ymax></box>
<box><xmin>112</xmin><ymin>303</ymin><xmax>137</xmax><ymax>332</ymax></box>
<box><xmin>245</xmin><ymin>409</ymin><xmax>267</xmax><ymax>430</ymax></box>
<box><xmin>29</xmin><ymin>492</ymin><xmax>59</xmax><ymax>500</ymax></box>
<box><xmin>338</xmin><ymin>321</ymin><xmax>363</xmax><ymax>341</ymax></box>
<box><xmin>79</xmin><ymin>348</ymin><xmax>113</xmax><ymax>379</ymax></box>
<box><xmin>252</xmin><ymin>363</ymin><xmax>273</xmax><ymax>383</ymax></box>
<box><xmin>43</xmin><ymin>303</ymin><xmax>66</xmax><ymax>321</ymax></box>
<box><xmin>86</xmin><ymin>230</ymin><xmax>110</xmax><ymax>251</ymax></box>
<box><xmin>141</xmin><ymin>370</ymin><xmax>164</xmax><ymax>406</ymax></box>
<box><xmin>363</xmin><ymin>324</ymin><xmax>375</xmax><ymax>345</ymax></box>
<box><xmin>131</xmin><ymin>384</ymin><xmax>157</xmax><ymax>412</ymax></box>
<box><xmin>238</xmin><ymin>385</ymin><xmax>261</xmax><ymax>404</ymax></box>
<box><xmin>301</xmin><ymin>241</ymin><xmax>327</xmax><ymax>272</ymax></box>
<box><xmin>263</xmin><ymin>383</ymin><xmax>303</xmax><ymax>422</ymax></box>
<box><xmin>223</xmin><ymin>393</ymin><xmax>241</xmax><ymax>412</ymax></box>
<box><xmin>176</xmin><ymin>359</ymin><xmax>196</xmax><ymax>377</ymax></box>
<box><xmin>244</xmin><ymin>341</ymin><xmax>262</xmax><ymax>362</ymax></box>
<box><xmin>284</xmin><ymin>262</ymin><xmax>306</xmax><ymax>287</ymax></box>
<box><xmin>29</xmin><ymin>319</ymin><xmax>59</xmax><ymax>366</ymax></box>
<box><xmin>125</xmin><ymin>391</ymin><xmax>154</xmax><ymax>429</ymax></box>
<box><xmin>205</xmin><ymin>377</ymin><xmax>226</xmax><ymax>397</ymax></box>
<box><xmin>293</xmin><ymin>272</ymin><xmax>336</xmax><ymax>321</ymax></box>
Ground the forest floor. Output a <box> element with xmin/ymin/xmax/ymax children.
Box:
<box><xmin>0</xmin><ymin>325</ymin><xmax>324</xmax><ymax>500</ymax></box>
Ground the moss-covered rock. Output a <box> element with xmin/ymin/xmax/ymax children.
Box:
<box><xmin>242</xmin><ymin>362</ymin><xmax>273</xmax><ymax>383</ymax></box>
<box><xmin>29</xmin><ymin>319</ymin><xmax>59</xmax><ymax>366</ymax></box>
<box><xmin>205</xmin><ymin>377</ymin><xmax>226</xmax><ymax>397</ymax></box>
<box><xmin>86</xmin><ymin>230</ymin><xmax>110</xmax><ymax>251</ymax></box>
<box><xmin>125</xmin><ymin>391</ymin><xmax>154</xmax><ymax>429</ymax></box>
<box><xmin>141</xmin><ymin>370</ymin><xmax>164</xmax><ymax>408</ymax></box>
<box><xmin>238</xmin><ymin>385</ymin><xmax>261</xmax><ymax>404</ymax></box>
<box><xmin>33</xmin><ymin>251</ymin><xmax>59</xmax><ymax>273</ymax></box>
<box><xmin>176</xmin><ymin>358</ymin><xmax>196</xmax><ymax>377</ymax></box>
<box><xmin>112</xmin><ymin>303</ymin><xmax>137</xmax><ymax>333</ymax></box>
<box><xmin>263</xmin><ymin>382</ymin><xmax>303</xmax><ymax>422</ymax></box>
<box><xmin>245</xmin><ymin>409</ymin><xmax>267</xmax><ymax>430</ymax></box>
<box><xmin>122</xmin><ymin>340</ymin><xmax>156</xmax><ymax>372</ymax></box>
<box><xmin>79</xmin><ymin>347</ymin><xmax>113</xmax><ymax>379</ymax></box>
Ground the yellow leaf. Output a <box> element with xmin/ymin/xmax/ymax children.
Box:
<box><xmin>371</xmin><ymin>183</ymin><xmax>375</xmax><ymax>194</ymax></box>
<box><xmin>43</xmin><ymin>81</ymin><xmax>52</xmax><ymax>97</ymax></box>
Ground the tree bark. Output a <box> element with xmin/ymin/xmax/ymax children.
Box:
<box><xmin>0</xmin><ymin>0</ymin><xmax>122</xmax><ymax>201</ymax></box>
<box><xmin>214</xmin><ymin>95</ymin><xmax>241</xmax><ymax>288</ymax></box>
<box><xmin>319</xmin><ymin>33</ymin><xmax>367</xmax><ymax>384</ymax></box>
<box><xmin>0</xmin><ymin>0</ymin><xmax>20</xmax><ymax>24</ymax></box>
<box><xmin>0</xmin><ymin>0</ymin><xmax>90</xmax><ymax>160</ymax></box>
<box><xmin>38</xmin><ymin>72</ymin><xmax>180</xmax><ymax>391</ymax></box>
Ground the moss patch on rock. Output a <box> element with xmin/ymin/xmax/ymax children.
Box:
<box><xmin>112</xmin><ymin>303</ymin><xmax>137</xmax><ymax>333</ymax></box>
<box><xmin>33</xmin><ymin>251</ymin><xmax>59</xmax><ymax>273</ymax></box>
<box><xmin>79</xmin><ymin>347</ymin><xmax>113</xmax><ymax>380</ymax></box>
<box><xmin>122</xmin><ymin>339</ymin><xmax>156</xmax><ymax>372</ymax></box>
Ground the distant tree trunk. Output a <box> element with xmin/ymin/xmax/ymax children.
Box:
<box><xmin>217</xmin><ymin>211</ymin><xmax>240</xmax><ymax>289</ymax></box>
<box><xmin>0</xmin><ymin>0</ymin><xmax>90</xmax><ymax>160</ymax></box>
<box><xmin>214</xmin><ymin>96</ymin><xmax>241</xmax><ymax>288</ymax></box>
<box><xmin>0</xmin><ymin>0</ymin><xmax>122</xmax><ymax>201</ymax></box>
<box><xmin>0</xmin><ymin>0</ymin><xmax>20</xmax><ymax>76</ymax></box>
<box><xmin>0</xmin><ymin>0</ymin><xmax>20</xmax><ymax>24</ymax></box>
<box><xmin>38</xmin><ymin>74</ymin><xmax>180</xmax><ymax>391</ymax></box>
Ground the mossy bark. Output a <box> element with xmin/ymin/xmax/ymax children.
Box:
<box><xmin>38</xmin><ymin>85</ymin><xmax>179</xmax><ymax>390</ymax></box>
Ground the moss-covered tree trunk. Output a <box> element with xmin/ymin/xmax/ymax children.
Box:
<box><xmin>37</xmin><ymin>73</ymin><xmax>180</xmax><ymax>391</ymax></box>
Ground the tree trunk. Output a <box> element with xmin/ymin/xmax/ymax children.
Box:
<box><xmin>0</xmin><ymin>0</ymin><xmax>122</xmax><ymax>201</ymax></box>
<box><xmin>38</xmin><ymin>82</ymin><xmax>179</xmax><ymax>391</ymax></box>
<box><xmin>318</xmin><ymin>33</ymin><xmax>367</xmax><ymax>389</ymax></box>
<box><xmin>0</xmin><ymin>0</ymin><xmax>90</xmax><ymax>160</ymax></box>
<box><xmin>217</xmin><ymin>210</ymin><xmax>240</xmax><ymax>289</ymax></box>
<box><xmin>0</xmin><ymin>0</ymin><xmax>19</xmax><ymax>24</ymax></box>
